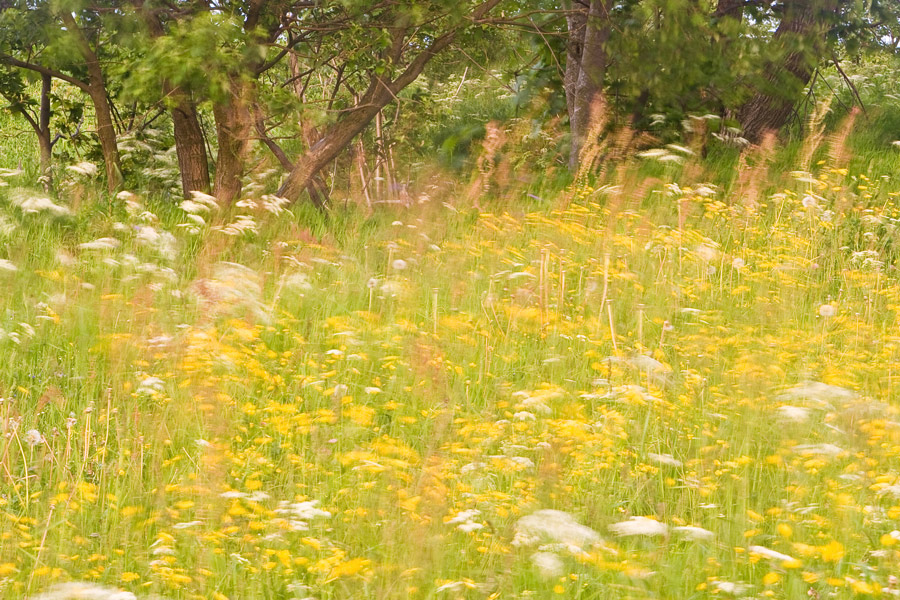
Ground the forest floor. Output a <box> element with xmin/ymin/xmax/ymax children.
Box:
<box><xmin>2</xmin><ymin>134</ymin><xmax>900</xmax><ymax>599</ymax></box>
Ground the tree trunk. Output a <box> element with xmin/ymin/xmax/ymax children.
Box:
<box><xmin>170</xmin><ymin>87</ymin><xmax>210</xmax><ymax>196</ymax></box>
<box><xmin>563</xmin><ymin>2</ymin><xmax>587</xmax><ymax>130</ymax></box>
<box><xmin>86</xmin><ymin>82</ymin><xmax>122</xmax><ymax>192</ymax></box>
<box><xmin>37</xmin><ymin>74</ymin><xmax>52</xmax><ymax>187</ymax></box>
<box><xmin>213</xmin><ymin>77</ymin><xmax>254</xmax><ymax>204</ymax></box>
<box><xmin>738</xmin><ymin>0</ymin><xmax>832</xmax><ymax>143</ymax></box>
<box><xmin>714</xmin><ymin>0</ymin><xmax>743</xmax><ymax>21</ymax></box>
<box><xmin>277</xmin><ymin>85</ymin><xmax>389</xmax><ymax>201</ymax></box>
<box><xmin>276</xmin><ymin>0</ymin><xmax>502</xmax><ymax>203</ymax></box>
<box><xmin>568</xmin><ymin>0</ymin><xmax>612</xmax><ymax>171</ymax></box>
<box><xmin>59</xmin><ymin>12</ymin><xmax>122</xmax><ymax>192</ymax></box>
<box><xmin>135</xmin><ymin>2</ymin><xmax>211</xmax><ymax>197</ymax></box>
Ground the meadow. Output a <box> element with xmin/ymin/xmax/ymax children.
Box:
<box><xmin>2</xmin><ymin>113</ymin><xmax>900</xmax><ymax>600</ymax></box>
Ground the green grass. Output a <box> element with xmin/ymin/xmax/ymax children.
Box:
<box><xmin>1</xmin><ymin>107</ymin><xmax>900</xmax><ymax>600</ymax></box>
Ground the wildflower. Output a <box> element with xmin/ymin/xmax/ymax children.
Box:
<box><xmin>748</xmin><ymin>545</ymin><xmax>800</xmax><ymax>567</ymax></box>
<box><xmin>13</xmin><ymin>192</ymin><xmax>71</xmax><ymax>216</ymax></box>
<box><xmin>24</xmin><ymin>429</ymin><xmax>43</xmax><ymax>447</ymax></box>
<box><xmin>794</xmin><ymin>444</ymin><xmax>844</xmax><ymax>457</ymax></box>
<box><xmin>673</xmin><ymin>526</ymin><xmax>715</xmax><ymax>541</ymax></box>
<box><xmin>513</xmin><ymin>510</ymin><xmax>600</xmax><ymax>550</ymax></box>
<box><xmin>818</xmin><ymin>304</ymin><xmax>837</xmax><ymax>318</ymax></box>
<box><xmin>32</xmin><ymin>583</ymin><xmax>137</xmax><ymax>600</ymax></box>
<box><xmin>78</xmin><ymin>238</ymin><xmax>121</xmax><ymax>251</ymax></box>
<box><xmin>0</xmin><ymin>259</ymin><xmax>16</xmax><ymax>272</ymax></box>
<box><xmin>530</xmin><ymin>552</ymin><xmax>565</xmax><ymax>578</ymax></box>
<box><xmin>776</xmin><ymin>405</ymin><xmax>811</xmax><ymax>422</ymax></box>
<box><xmin>647</xmin><ymin>453</ymin><xmax>682</xmax><ymax>467</ymax></box>
<box><xmin>609</xmin><ymin>516</ymin><xmax>668</xmax><ymax>537</ymax></box>
<box><xmin>732</xmin><ymin>257</ymin><xmax>746</xmax><ymax>269</ymax></box>
<box><xmin>391</xmin><ymin>259</ymin><xmax>408</xmax><ymax>271</ymax></box>
<box><xmin>66</xmin><ymin>162</ymin><xmax>98</xmax><ymax>176</ymax></box>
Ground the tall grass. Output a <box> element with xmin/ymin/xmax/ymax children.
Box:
<box><xmin>1</xmin><ymin>108</ymin><xmax>900</xmax><ymax>600</ymax></box>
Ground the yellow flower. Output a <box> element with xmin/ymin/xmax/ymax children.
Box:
<box><xmin>819</xmin><ymin>540</ymin><xmax>844</xmax><ymax>563</ymax></box>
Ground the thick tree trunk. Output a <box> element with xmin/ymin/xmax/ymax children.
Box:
<box><xmin>738</xmin><ymin>0</ymin><xmax>831</xmax><ymax>143</ymax></box>
<box><xmin>170</xmin><ymin>88</ymin><xmax>210</xmax><ymax>196</ymax></box>
<box><xmin>568</xmin><ymin>0</ymin><xmax>612</xmax><ymax>171</ymax></box>
<box><xmin>714</xmin><ymin>0</ymin><xmax>744</xmax><ymax>21</ymax></box>
<box><xmin>213</xmin><ymin>77</ymin><xmax>254</xmax><ymax>204</ymax></box>
<box><xmin>136</xmin><ymin>2</ymin><xmax>211</xmax><ymax>197</ymax></box>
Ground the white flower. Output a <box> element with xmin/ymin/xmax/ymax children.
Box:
<box><xmin>695</xmin><ymin>244</ymin><xmax>719</xmax><ymax>262</ymax></box>
<box><xmin>731</xmin><ymin>257</ymin><xmax>746</xmax><ymax>269</ymax></box>
<box><xmin>609</xmin><ymin>516</ymin><xmax>668</xmax><ymax>537</ymax></box>
<box><xmin>391</xmin><ymin>259</ymin><xmax>408</xmax><ymax>271</ymax></box>
<box><xmin>66</xmin><ymin>161</ymin><xmax>99</xmax><ymax>176</ymax></box>
<box><xmin>530</xmin><ymin>551</ymin><xmax>565</xmax><ymax>578</ymax></box>
<box><xmin>794</xmin><ymin>443</ymin><xmax>844</xmax><ymax>457</ymax></box>
<box><xmin>447</xmin><ymin>509</ymin><xmax>481</xmax><ymax>525</ymax></box>
<box><xmin>512</xmin><ymin>509</ymin><xmax>600</xmax><ymax>550</ymax></box>
<box><xmin>647</xmin><ymin>453</ymin><xmax>682</xmax><ymax>467</ymax></box>
<box><xmin>78</xmin><ymin>237</ymin><xmax>120</xmax><ymax>251</ymax></box>
<box><xmin>818</xmin><ymin>304</ymin><xmax>837</xmax><ymax>318</ymax></box>
<box><xmin>673</xmin><ymin>525</ymin><xmax>715</xmax><ymax>541</ymax></box>
<box><xmin>776</xmin><ymin>405</ymin><xmax>811</xmax><ymax>422</ymax></box>
<box><xmin>801</xmin><ymin>195</ymin><xmax>818</xmax><ymax>209</ymax></box>
<box><xmin>31</xmin><ymin>583</ymin><xmax>137</xmax><ymax>600</ymax></box>
<box><xmin>14</xmin><ymin>194</ymin><xmax>71</xmax><ymax>216</ymax></box>
<box><xmin>364</xmin><ymin>386</ymin><xmax>382</xmax><ymax>394</ymax></box>
<box><xmin>0</xmin><ymin>259</ymin><xmax>16</xmax><ymax>272</ymax></box>
<box><xmin>24</xmin><ymin>429</ymin><xmax>43</xmax><ymax>447</ymax></box>
<box><xmin>748</xmin><ymin>545</ymin><xmax>797</xmax><ymax>565</ymax></box>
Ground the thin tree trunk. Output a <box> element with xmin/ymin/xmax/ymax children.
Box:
<box><xmin>738</xmin><ymin>0</ymin><xmax>831</xmax><ymax>143</ymax></box>
<box><xmin>213</xmin><ymin>77</ymin><xmax>253</xmax><ymax>204</ymax></box>
<box><xmin>277</xmin><ymin>0</ymin><xmax>502</xmax><ymax>203</ymax></box>
<box><xmin>60</xmin><ymin>12</ymin><xmax>121</xmax><ymax>192</ymax></box>
<box><xmin>38</xmin><ymin>74</ymin><xmax>52</xmax><ymax>187</ymax></box>
<box><xmin>569</xmin><ymin>0</ymin><xmax>612</xmax><ymax>170</ymax></box>
<box><xmin>564</xmin><ymin>2</ymin><xmax>587</xmax><ymax>130</ymax></box>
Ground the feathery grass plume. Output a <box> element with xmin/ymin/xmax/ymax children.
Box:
<box><xmin>465</xmin><ymin>120</ymin><xmax>506</xmax><ymax>210</ymax></box>
<box><xmin>797</xmin><ymin>98</ymin><xmax>832</xmax><ymax>173</ymax></box>
<box><xmin>573</xmin><ymin>95</ymin><xmax>609</xmax><ymax>186</ymax></box>
<box><xmin>826</xmin><ymin>106</ymin><xmax>860</xmax><ymax>170</ymax></box>
<box><xmin>734</xmin><ymin>131</ymin><xmax>776</xmax><ymax>212</ymax></box>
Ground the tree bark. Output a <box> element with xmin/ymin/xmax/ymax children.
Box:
<box><xmin>170</xmin><ymin>87</ymin><xmax>210</xmax><ymax>196</ymax></box>
<box><xmin>567</xmin><ymin>0</ymin><xmax>612</xmax><ymax>171</ymax></box>
<box><xmin>37</xmin><ymin>74</ymin><xmax>52</xmax><ymax>187</ymax></box>
<box><xmin>213</xmin><ymin>76</ymin><xmax>254</xmax><ymax>204</ymax></box>
<box><xmin>563</xmin><ymin>2</ymin><xmax>587</xmax><ymax>138</ymax></box>
<box><xmin>135</xmin><ymin>1</ymin><xmax>211</xmax><ymax>197</ymax></box>
<box><xmin>714</xmin><ymin>0</ymin><xmax>743</xmax><ymax>21</ymax></box>
<box><xmin>738</xmin><ymin>0</ymin><xmax>832</xmax><ymax>143</ymax></box>
<box><xmin>59</xmin><ymin>12</ymin><xmax>122</xmax><ymax>192</ymax></box>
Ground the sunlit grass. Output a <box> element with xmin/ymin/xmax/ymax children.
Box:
<box><xmin>2</xmin><ymin>148</ymin><xmax>900</xmax><ymax>599</ymax></box>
